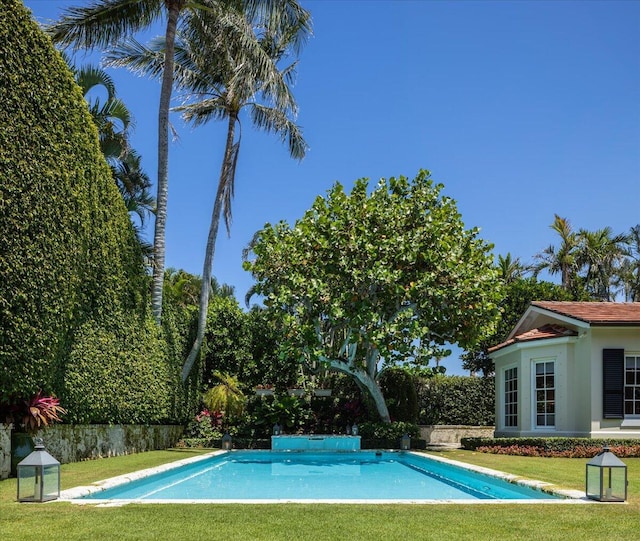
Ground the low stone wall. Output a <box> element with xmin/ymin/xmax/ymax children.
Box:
<box><xmin>419</xmin><ymin>425</ymin><xmax>495</xmax><ymax>446</ymax></box>
<box><xmin>0</xmin><ymin>424</ymin><xmax>11</xmax><ymax>479</ymax></box>
<box><xmin>1</xmin><ymin>424</ymin><xmax>184</xmax><ymax>476</ymax></box>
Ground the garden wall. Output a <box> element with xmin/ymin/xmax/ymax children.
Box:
<box><xmin>0</xmin><ymin>424</ymin><xmax>184</xmax><ymax>477</ymax></box>
<box><xmin>419</xmin><ymin>425</ymin><xmax>495</xmax><ymax>446</ymax></box>
<box><xmin>0</xmin><ymin>424</ymin><xmax>11</xmax><ymax>479</ymax></box>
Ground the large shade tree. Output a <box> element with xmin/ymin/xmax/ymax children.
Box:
<box><xmin>244</xmin><ymin>170</ymin><xmax>503</xmax><ymax>422</ymax></box>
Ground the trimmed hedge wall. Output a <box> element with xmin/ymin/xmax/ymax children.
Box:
<box><xmin>0</xmin><ymin>2</ymin><xmax>201</xmax><ymax>425</ymax></box>
<box><xmin>0</xmin><ymin>1</ymin><xmax>146</xmax><ymax>401</ymax></box>
<box><xmin>461</xmin><ymin>437</ymin><xmax>640</xmax><ymax>458</ymax></box>
<box><xmin>417</xmin><ymin>376</ymin><xmax>494</xmax><ymax>426</ymax></box>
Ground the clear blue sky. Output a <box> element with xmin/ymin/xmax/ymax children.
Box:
<box><xmin>24</xmin><ymin>0</ymin><xmax>640</xmax><ymax>374</ymax></box>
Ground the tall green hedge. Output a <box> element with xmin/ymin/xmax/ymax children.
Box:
<box><xmin>0</xmin><ymin>2</ymin><xmax>145</xmax><ymax>404</ymax></box>
<box><xmin>417</xmin><ymin>376</ymin><xmax>495</xmax><ymax>426</ymax></box>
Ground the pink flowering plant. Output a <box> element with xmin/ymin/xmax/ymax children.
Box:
<box><xmin>184</xmin><ymin>409</ymin><xmax>225</xmax><ymax>443</ymax></box>
<box><xmin>2</xmin><ymin>391</ymin><xmax>67</xmax><ymax>433</ymax></box>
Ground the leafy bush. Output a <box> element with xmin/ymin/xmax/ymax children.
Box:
<box><xmin>379</xmin><ymin>368</ymin><xmax>419</xmax><ymax>423</ymax></box>
<box><xmin>461</xmin><ymin>437</ymin><xmax>640</xmax><ymax>458</ymax></box>
<box><xmin>418</xmin><ymin>376</ymin><xmax>494</xmax><ymax>426</ymax></box>
<box><xmin>358</xmin><ymin>421</ymin><xmax>420</xmax><ymax>440</ymax></box>
<box><xmin>238</xmin><ymin>394</ymin><xmax>314</xmax><ymax>438</ymax></box>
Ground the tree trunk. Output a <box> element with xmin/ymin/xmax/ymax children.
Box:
<box><xmin>151</xmin><ymin>2</ymin><xmax>182</xmax><ymax>324</ymax></box>
<box><xmin>182</xmin><ymin>114</ymin><xmax>237</xmax><ymax>381</ymax></box>
<box><xmin>326</xmin><ymin>359</ymin><xmax>391</xmax><ymax>423</ymax></box>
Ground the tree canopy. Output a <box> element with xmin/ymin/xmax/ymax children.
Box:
<box><xmin>244</xmin><ymin>170</ymin><xmax>502</xmax><ymax>421</ymax></box>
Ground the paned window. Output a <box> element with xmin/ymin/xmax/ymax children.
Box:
<box><xmin>624</xmin><ymin>355</ymin><xmax>640</xmax><ymax>417</ymax></box>
<box><xmin>535</xmin><ymin>361</ymin><xmax>555</xmax><ymax>427</ymax></box>
<box><xmin>504</xmin><ymin>367</ymin><xmax>518</xmax><ymax>427</ymax></box>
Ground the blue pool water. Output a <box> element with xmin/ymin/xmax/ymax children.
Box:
<box><xmin>79</xmin><ymin>451</ymin><xmax>560</xmax><ymax>502</ymax></box>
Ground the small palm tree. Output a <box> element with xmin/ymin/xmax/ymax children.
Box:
<box><xmin>618</xmin><ymin>225</ymin><xmax>640</xmax><ymax>302</ymax></box>
<box><xmin>203</xmin><ymin>371</ymin><xmax>246</xmax><ymax>419</ymax></box>
<box><xmin>497</xmin><ymin>253</ymin><xmax>529</xmax><ymax>284</ymax></box>
<box><xmin>534</xmin><ymin>215</ymin><xmax>579</xmax><ymax>291</ymax></box>
<box><xmin>577</xmin><ymin>227</ymin><xmax>630</xmax><ymax>301</ymax></box>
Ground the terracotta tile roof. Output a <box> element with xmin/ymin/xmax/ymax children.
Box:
<box><xmin>531</xmin><ymin>301</ymin><xmax>640</xmax><ymax>325</ymax></box>
<box><xmin>489</xmin><ymin>324</ymin><xmax>578</xmax><ymax>353</ymax></box>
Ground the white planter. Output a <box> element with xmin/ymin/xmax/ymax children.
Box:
<box><xmin>287</xmin><ymin>389</ymin><xmax>306</xmax><ymax>397</ymax></box>
<box><xmin>255</xmin><ymin>389</ymin><xmax>274</xmax><ymax>397</ymax></box>
<box><xmin>313</xmin><ymin>389</ymin><xmax>332</xmax><ymax>397</ymax></box>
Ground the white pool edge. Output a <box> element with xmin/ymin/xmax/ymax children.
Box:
<box><xmin>58</xmin><ymin>449</ymin><xmax>589</xmax><ymax>505</ymax></box>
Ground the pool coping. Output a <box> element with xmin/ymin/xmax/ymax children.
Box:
<box><xmin>58</xmin><ymin>449</ymin><xmax>590</xmax><ymax>505</ymax></box>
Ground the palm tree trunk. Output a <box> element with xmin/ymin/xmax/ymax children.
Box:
<box><xmin>182</xmin><ymin>114</ymin><xmax>238</xmax><ymax>381</ymax></box>
<box><xmin>151</xmin><ymin>1</ymin><xmax>182</xmax><ymax>324</ymax></box>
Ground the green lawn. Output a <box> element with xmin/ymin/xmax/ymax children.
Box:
<box><xmin>1</xmin><ymin>448</ymin><xmax>637</xmax><ymax>541</ymax></box>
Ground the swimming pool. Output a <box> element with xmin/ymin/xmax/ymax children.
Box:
<box><xmin>62</xmin><ymin>451</ymin><xmax>582</xmax><ymax>504</ymax></box>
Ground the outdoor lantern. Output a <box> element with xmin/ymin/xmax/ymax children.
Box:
<box><xmin>400</xmin><ymin>433</ymin><xmax>411</xmax><ymax>450</ymax></box>
<box><xmin>273</xmin><ymin>423</ymin><xmax>282</xmax><ymax>436</ymax></box>
<box><xmin>351</xmin><ymin>423</ymin><xmax>359</xmax><ymax>436</ymax></box>
<box><xmin>16</xmin><ymin>438</ymin><xmax>60</xmax><ymax>502</ymax></box>
<box><xmin>221</xmin><ymin>432</ymin><xmax>233</xmax><ymax>451</ymax></box>
<box><xmin>586</xmin><ymin>445</ymin><xmax>628</xmax><ymax>502</ymax></box>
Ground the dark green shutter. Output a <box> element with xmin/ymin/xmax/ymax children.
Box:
<box><xmin>603</xmin><ymin>349</ymin><xmax>624</xmax><ymax>419</ymax></box>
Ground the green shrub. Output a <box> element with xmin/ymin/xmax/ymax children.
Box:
<box><xmin>418</xmin><ymin>376</ymin><xmax>494</xmax><ymax>426</ymax></box>
<box><xmin>379</xmin><ymin>368</ymin><xmax>419</xmax><ymax>423</ymax></box>
<box><xmin>461</xmin><ymin>437</ymin><xmax>640</xmax><ymax>458</ymax></box>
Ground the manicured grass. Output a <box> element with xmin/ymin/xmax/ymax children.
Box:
<box><xmin>1</xmin><ymin>448</ymin><xmax>638</xmax><ymax>541</ymax></box>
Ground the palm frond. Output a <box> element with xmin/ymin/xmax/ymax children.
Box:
<box><xmin>75</xmin><ymin>64</ymin><xmax>117</xmax><ymax>99</ymax></box>
<box><xmin>249</xmin><ymin>103</ymin><xmax>307</xmax><ymax>160</ymax></box>
<box><xmin>46</xmin><ymin>0</ymin><xmax>163</xmax><ymax>51</ymax></box>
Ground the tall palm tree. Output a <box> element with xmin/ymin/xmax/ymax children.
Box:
<box><xmin>617</xmin><ymin>225</ymin><xmax>640</xmax><ymax>302</ymax></box>
<box><xmin>48</xmin><ymin>0</ymin><xmax>312</xmax><ymax>325</ymax></box>
<box><xmin>48</xmin><ymin>0</ymin><xmax>189</xmax><ymax>324</ymax></box>
<box><xmin>534</xmin><ymin>215</ymin><xmax>579</xmax><ymax>291</ymax></box>
<box><xmin>178</xmin><ymin>9</ymin><xmax>309</xmax><ymax>381</ymax></box>
<box><xmin>106</xmin><ymin>5</ymin><xmax>310</xmax><ymax>381</ymax></box>
<box><xmin>576</xmin><ymin>227</ymin><xmax>629</xmax><ymax>301</ymax></box>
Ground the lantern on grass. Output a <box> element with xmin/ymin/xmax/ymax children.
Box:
<box><xmin>16</xmin><ymin>438</ymin><xmax>60</xmax><ymax>502</ymax></box>
<box><xmin>586</xmin><ymin>445</ymin><xmax>627</xmax><ymax>502</ymax></box>
<box><xmin>221</xmin><ymin>432</ymin><xmax>233</xmax><ymax>450</ymax></box>
<box><xmin>400</xmin><ymin>433</ymin><xmax>411</xmax><ymax>450</ymax></box>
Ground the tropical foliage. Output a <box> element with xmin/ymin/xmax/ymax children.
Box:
<box><xmin>244</xmin><ymin>170</ymin><xmax>503</xmax><ymax>422</ymax></box>
<box><xmin>534</xmin><ymin>214</ymin><xmax>638</xmax><ymax>301</ymax></box>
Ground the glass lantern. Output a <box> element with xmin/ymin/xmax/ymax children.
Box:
<box><xmin>586</xmin><ymin>445</ymin><xmax>627</xmax><ymax>502</ymax></box>
<box><xmin>221</xmin><ymin>432</ymin><xmax>233</xmax><ymax>450</ymax></box>
<box><xmin>17</xmin><ymin>438</ymin><xmax>60</xmax><ymax>502</ymax></box>
<box><xmin>400</xmin><ymin>433</ymin><xmax>411</xmax><ymax>450</ymax></box>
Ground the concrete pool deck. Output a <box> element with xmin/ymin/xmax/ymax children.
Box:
<box><xmin>57</xmin><ymin>450</ymin><xmax>589</xmax><ymax>505</ymax></box>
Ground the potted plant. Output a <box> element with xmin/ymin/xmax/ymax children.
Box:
<box><xmin>7</xmin><ymin>391</ymin><xmax>66</xmax><ymax>476</ymax></box>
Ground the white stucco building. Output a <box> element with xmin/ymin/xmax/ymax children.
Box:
<box><xmin>491</xmin><ymin>302</ymin><xmax>640</xmax><ymax>439</ymax></box>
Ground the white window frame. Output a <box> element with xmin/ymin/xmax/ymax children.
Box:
<box><xmin>624</xmin><ymin>353</ymin><xmax>640</xmax><ymax>419</ymax></box>
<box><xmin>503</xmin><ymin>365</ymin><xmax>518</xmax><ymax>429</ymax></box>
<box><xmin>532</xmin><ymin>358</ymin><xmax>556</xmax><ymax>430</ymax></box>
